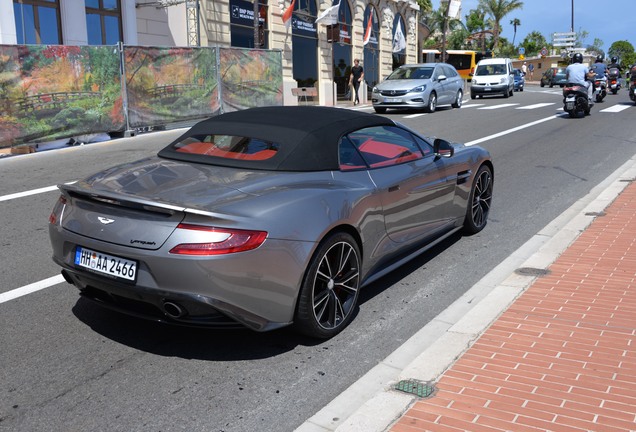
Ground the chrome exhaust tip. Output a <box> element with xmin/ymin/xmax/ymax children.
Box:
<box><xmin>162</xmin><ymin>301</ymin><xmax>185</xmax><ymax>319</ymax></box>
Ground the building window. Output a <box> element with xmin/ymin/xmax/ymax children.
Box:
<box><xmin>230</xmin><ymin>0</ymin><xmax>269</xmax><ymax>48</ymax></box>
<box><xmin>86</xmin><ymin>0</ymin><xmax>122</xmax><ymax>45</ymax></box>
<box><xmin>13</xmin><ymin>0</ymin><xmax>62</xmax><ymax>44</ymax></box>
<box><xmin>363</xmin><ymin>6</ymin><xmax>379</xmax><ymax>90</ymax></box>
<box><xmin>332</xmin><ymin>0</ymin><xmax>352</xmax><ymax>99</ymax></box>
<box><xmin>291</xmin><ymin>0</ymin><xmax>318</xmax><ymax>88</ymax></box>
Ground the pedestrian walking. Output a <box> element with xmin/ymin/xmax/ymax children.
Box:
<box><xmin>528</xmin><ymin>62</ymin><xmax>534</xmax><ymax>80</ymax></box>
<box><xmin>349</xmin><ymin>59</ymin><xmax>364</xmax><ymax>105</ymax></box>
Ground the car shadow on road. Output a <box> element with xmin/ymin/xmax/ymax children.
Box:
<box><xmin>71</xmin><ymin>299</ymin><xmax>322</xmax><ymax>361</ymax></box>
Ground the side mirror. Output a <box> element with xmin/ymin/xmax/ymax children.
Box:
<box><xmin>434</xmin><ymin>138</ymin><xmax>454</xmax><ymax>158</ymax></box>
<box><xmin>437</xmin><ymin>75</ymin><xmax>447</xmax><ymax>82</ymax></box>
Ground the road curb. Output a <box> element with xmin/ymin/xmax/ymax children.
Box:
<box><xmin>296</xmin><ymin>153</ymin><xmax>636</xmax><ymax>432</ymax></box>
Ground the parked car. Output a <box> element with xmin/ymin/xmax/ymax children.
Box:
<box><xmin>470</xmin><ymin>57</ymin><xmax>515</xmax><ymax>99</ymax></box>
<box><xmin>513</xmin><ymin>68</ymin><xmax>525</xmax><ymax>91</ymax></box>
<box><xmin>48</xmin><ymin>106</ymin><xmax>494</xmax><ymax>339</ymax></box>
<box><xmin>540</xmin><ymin>67</ymin><xmax>567</xmax><ymax>87</ymax></box>
<box><xmin>371</xmin><ymin>62</ymin><xmax>464</xmax><ymax>113</ymax></box>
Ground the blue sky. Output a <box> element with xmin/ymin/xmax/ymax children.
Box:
<box><xmin>431</xmin><ymin>0</ymin><xmax>635</xmax><ymax>54</ymax></box>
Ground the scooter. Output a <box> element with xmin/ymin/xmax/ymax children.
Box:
<box><xmin>593</xmin><ymin>75</ymin><xmax>607</xmax><ymax>102</ymax></box>
<box><xmin>608</xmin><ymin>67</ymin><xmax>621</xmax><ymax>94</ymax></box>
<box><xmin>563</xmin><ymin>83</ymin><xmax>592</xmax><ymax>118</ymax></box>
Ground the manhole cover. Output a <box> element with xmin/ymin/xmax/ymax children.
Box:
<box><xmin>514</xmin><ymin>267</ymin><xmax>550</xmax><ymax>276</ymax></box>
<box><xmin>394</xmin><ymin>380</ymin><xmax>435</xmax><ymax>398</ymax></box>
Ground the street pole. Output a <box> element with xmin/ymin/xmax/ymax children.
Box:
<box><xmin>570</xmin><ymin>0</ymin><xmax>574</xmax><ymax>32</ymax></box>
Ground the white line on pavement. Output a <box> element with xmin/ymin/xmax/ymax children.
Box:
<box><xmin>0</xmin><ymin>275</ymin><xmax>65</xmax><ymax>304</ymax></box>
<box><xmin>403</xmin><ymin>113</ymin><xmax>427</xmax><ymax>118</ymax></box>
<box><xmin>600</xmin><ymin>104</ymin><xmax>632</xmax><ymax>113</ymax></box>
<box><xmin>478</xmin><ymin>103</ymin><xmax>520</xmax><ymax>110</ymax></box>
<box><xmin>465</xmin><ymin>114</ymin><xmax>563</xmax><ymax>146</ymax></box>
<box><xmin>516</xmin><ymin>103</ymin><xmax>556</xmax><ymax>110</ymax></box>
<box><xmin>0</xmin><ymin>181</ymin><xmax>76</xmax><ymax>203</ymax></box>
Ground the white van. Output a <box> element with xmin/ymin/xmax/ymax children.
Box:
<box><xmin>470</xmin><ymin>57</ymin><xmax>514</xmax><ymax>99</ymax></box>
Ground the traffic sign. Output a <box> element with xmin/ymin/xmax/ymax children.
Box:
<box><xmin>540</xmin><ymin>47</ymin><xmax>548</xmax><ymax>56</ymax></box>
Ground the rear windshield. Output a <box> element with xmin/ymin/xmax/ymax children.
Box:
<box><xmin>387</xmin><ymin>66</ymin><xmax>434</xmax><ymax>80</ymax></box>
<box><xmin>172</xmin><ymin>134</ymin><xmax>279</xmax><ymax>161</ymax></box>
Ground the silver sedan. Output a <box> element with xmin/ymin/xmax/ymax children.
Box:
<box><xmin>371</xmin><ymin>63</ymin><xmax>465</xmax><ymax>114</ymax></box>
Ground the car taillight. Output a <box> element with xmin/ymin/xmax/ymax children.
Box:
<box><xmin>48</xmin><ymin>195</ymin><xmax>67</xmax><ymax>224</ymax></box>
<box><xmin>169</xmin><ymin>223</ymin><xmax>267</xmax><ymax>255</ymax></box>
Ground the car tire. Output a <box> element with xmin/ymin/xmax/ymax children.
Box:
<box><xmin>549</xmin><ymin>83</ymin><xmax>554</xmax><ymax>88</ymax></box>
<box><xmin>540</xmin><ymin>81</ymin><xmax>545</xmax><ymax>87</ymax></box>
<box><xmin>294</xmin><ymin>232</ymin><xmax>361</xmax><ymax>339</ymax></box>
<box><xmin>426</xmin><ymin>92</ymin><xmax>437</xmax><ymax>113</ymax></box>
<box><xmin>452</xmin><ymin>90</ymin><xmax>463</xmax><ymax>108</ymax></box>
<box><xmin>470</xmin><ymin>91</ymin><xmax>476</xmax><ymax>100</ymax></box>
<box><xmin>373</xmin><ymin>107</ymin><xmax>387</xmax><ymax>114</ymax></box>
<box><xmin>463</xmin><ymin>164</ymin><xmax>493</xmax><ymax>235</ymax></box>
<box><xmin>503</xmin><ymin>88</ymin><xmax>509</xmax><ymax>98</ymax></box>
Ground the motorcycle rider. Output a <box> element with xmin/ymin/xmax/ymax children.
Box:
<box><xmin>565</xmin><ymin>52</ymin><xmax>594</xmax><ymax>103</ymax></box>
<box><xmin>607</xmin><ymin>56</ymin><xmax>622</xmax><ymax>74</ymax></box>
<box><xmin>589</xmin><ymin>55</ymin><xmax>608</xmax><ymax>92</ymax></box>
<box><xmin>590</xmin><ymin>55</ymin><xmax>608</xmax><ymax>78</ymax></box>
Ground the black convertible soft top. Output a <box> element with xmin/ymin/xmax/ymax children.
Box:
<box><xmin>158</xmin><ymin>106</ymin><xmax>395</xmax><ymax>171</ymax></box>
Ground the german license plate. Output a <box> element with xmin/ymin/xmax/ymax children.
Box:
<box><xmin>75</xmin><ymin>246</ymin><xmax>137</xmax><ymax>281</ymax></box>
<box><xmin>383</xmin><ymin>97</ymin><xmax>400</xmax><ymax>103</ymax></box>
<box><xmin>566</xmin><ymin>102</ymin><xmax>574</xmax><ymax>110</ymax></box>
<box><xmin>484</xmin><ymin>87</ymin><xmax>491</xmax><ymax>91</ymax></box>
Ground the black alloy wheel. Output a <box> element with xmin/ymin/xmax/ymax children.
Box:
<box><xmin>463</xmin><ymin>165</ymin><xmax>493</xmax><ymax>234</ymax></box>
<box><xmin>295</xmin><ymin>232</ymin><xmax>361</xmax><ymax>339</ymax></box>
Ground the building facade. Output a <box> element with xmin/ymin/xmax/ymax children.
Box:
<box><xmin>1</xmin><ymin>0</ymin><xmax>420</xmax><ymax>106</ymax></box>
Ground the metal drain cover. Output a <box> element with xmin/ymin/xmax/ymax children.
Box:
<box><xmin>394</xmin><ymin>380</ymin><xmax>435</xmax><ymax>398</ymax></box>
<box><xmin>514</xmin><ymin>267</ymin><xmax>550</xmax><ymax>277</ymax></box>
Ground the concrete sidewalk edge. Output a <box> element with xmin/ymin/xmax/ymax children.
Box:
<box><xmin>295</xmin><ymin>153</ymin><xmax>636</xmax><ymax>432</ymax></box>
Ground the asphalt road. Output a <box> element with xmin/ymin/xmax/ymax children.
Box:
<box><xmin>1</xmin><ymin>85</ymin><xmax>635</xmax><ymax>432</ymax></box>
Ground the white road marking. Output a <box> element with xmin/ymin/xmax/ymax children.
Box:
<box><xmin>516</xmin><ymin>103</ymin><xmax>556</xmax><ymax>110</ymax></box>
<box><xmin>0</xmin><ymin>181</ymin><xmax>76</xmax><ymax>203</ymax></box>
<box><xmin>0</xmin><ymin>185</ymin><xmax>59</xmax><ymax>202</ymax></box>
<box><xmin>403</xmin><ymin>113</ymin><xmax>427</xmax><ymax>118</ymax></box>
<box><xmin>478</xmin><ymin>103</ymin><xmax>520</xmax><ymax>110</ymax></box>
<box><xmin>0</xmin><ymin>275</ymin><xmax>66</xmax><ymax>304</ymax></box>
<box><xmin>600</xmin><ymin>104</ymin><xmax>632</xmax><ymax>113</ymax></box>
<box><xmin>465</xmin><ymin>114</ymin><xmax>564</xmax><ymax>146</ymax></box>
<box><xmin>461</xmin><ymin>104</ymin><xmax>485</xmax><ymax>108</ymax></box>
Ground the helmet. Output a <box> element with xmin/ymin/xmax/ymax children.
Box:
<box><xmin>572</xmin><ymin>53</ymin><xmax>583</xmax><ymax>64</ymax></box>
<box><xmin>611</xmin><ymin>56</ymin><xmax>618</xmax><ymax>63</ymax></box>
<box><xmin>596</xmin><ymin>55</ymin><xmax>604</xmax><ymax>62</ymax></box>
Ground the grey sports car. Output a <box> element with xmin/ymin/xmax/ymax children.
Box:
<box><xmin>49</xmin><ymin>106</ymin><xmax>493</xmax><ymax>339</ymax></box>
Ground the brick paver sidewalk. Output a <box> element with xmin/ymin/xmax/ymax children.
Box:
<box><xmin>391</xmin><ymin>181</ymin><xmax>636</xmax><ymax>432</ymax></box>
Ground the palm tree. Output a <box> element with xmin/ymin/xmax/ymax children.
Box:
<box><xmin>478</xmin><ymin>0</ymin><xmax>524</xmax><ymax>53</ymax></box>
<box><xmin>510</xmin><ymin>17</ymin><xmax>520</xmax><ymax>46</ymax></box>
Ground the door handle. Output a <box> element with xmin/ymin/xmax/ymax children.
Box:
<box><xmin>388</xmin><ymin>185</ymin><xmax>400</xmax><ymax>192</ymax></box>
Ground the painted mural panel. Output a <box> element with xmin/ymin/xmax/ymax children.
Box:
<box><xmin>123</xmin><ymin>46</ymin><xmax>220</xmax><ymax>128</ymax></box>
<box><xmin>0</xmin><ymin>44</ymin><xmax>123</xmax><ymax>148</ymax></box>
<box><xmin>220</xmin><ymin>48</ymin><xmax>283</xmax><ymax>112</ymax></box>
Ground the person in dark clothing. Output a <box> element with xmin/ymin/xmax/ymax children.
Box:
<box><xmin>349</xmin><ymin>59</ymin><xmax>364</xmax><ymax>105</ymax></box>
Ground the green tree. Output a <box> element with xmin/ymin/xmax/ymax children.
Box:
<box><xmin>520</xmin><ymin>30</ymin><xmax>548</xmax><ymax>57</ymax></box>
<box><xmin>478</xmin><ymin>0</ymin><xmax>524</xmax><ymax>54</ymax></box>
<box><xmin>608</xmin><ymin>40</ymin><xmax>635</xmax><ymax>67</ymax></box>
<box><xmin>422</xmin><ymin>4</ymin><xmax>465</xmax><ymax>47</ymax></box>
<box><xmin>465</xmin><ymin>7</ymin><xmax>491</xmax><ymax>53</ymax></box>
<box><xmin>510</xmin><ymin>18</ymin><xmax>520</xmax><ymax>46</ymax></box>
<box><xmin>415</xmin><ymin>0</ymin><xmax>432</xmax><ymax>14</ymax></box>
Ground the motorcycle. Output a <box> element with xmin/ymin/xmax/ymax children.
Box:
<box><xmin>563</xmin><ymin>83</ymin><xmax>592</xmax><ymax>118</ymax></box>
<box><xmin>608</xmin><ymin>67</ymin><xmax>621</xmax><ymax>94</ymax></box>
<box><xmin>593</xmin><ymin>75</ymin><xmax>607</xmax><ymax>102</ymax></box>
